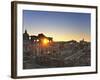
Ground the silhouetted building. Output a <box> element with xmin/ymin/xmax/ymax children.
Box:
<box><xmin>23</xmin><ymin>30</ymin><xmax>29</xmax><ymax>40</ymax></box>
<box><xmin>23</xmin><ymin>30</ymin><xmax>53</xmax><ymax>43</ymax></box>
<box><xmin>38</xmin><ymin>33</ymin><xmax>53</xmax><ymax>42</ymax></box>
<box><xmin>38</xmin><ymin>33</ymin><xmax>46</xmax><ymax>39</ymax></box>
<box><xmin>80</xmin><ymin>38</ymin><xmax>88</xmax><ymax>45</ymax></box>
<box><xmin>30</xmin><ymin>35</ymin><xmax>38</xmax><ymax>42</ymax></box>
<box><xmin>47</xmin><ymin>37</ymin><xmax>53</xmax><ymax>42</ymax></box>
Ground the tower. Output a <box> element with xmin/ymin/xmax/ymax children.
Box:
<box><xmin>23</xmin><ymin>29</ymin><xmax>29</xmax><ymax>40</ymax></box>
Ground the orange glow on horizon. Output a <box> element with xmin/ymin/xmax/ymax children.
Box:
<box><xmin>53</xmin><ymin>35</ymin><xmax>90</xmax><ymax>42</ymax></box>
<box><xmin>28</xmin><ymin>32</ymin><xmax>90</xmax><ymax>42</ymax></box>
<box><xmin>46</xmin><ymin>33</ymin><xmax>90</xmax><ymax>42</ymax></box>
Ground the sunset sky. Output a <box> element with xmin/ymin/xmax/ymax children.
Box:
<box><xmin>23</xmin><ymin>10</ymin><xmax>91</xmax><ymax>42</ymax></box>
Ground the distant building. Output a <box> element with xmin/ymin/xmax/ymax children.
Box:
<box><xmin>23</xmin><ymin>29</ymin><xmax>55</xmax><ymax>56</ymax></box>
<box><xmin>80</xmin><ymin>38</ymin><xmax>88</xmax><ymax>45</ymax></box>
<box><xmin>23</xmin><ymin>30</ymin><xmax>53</xmax><ymax>42</ymax></box>
<box><xmin>23</xmin><ymin>30</ymin><xmax>29</xmax><ymax>40</ymax></box>
<box><xmin>30</xmin><ymin>35</ymin><xmax>38</xmax><ymax>42</ymax></box>
<box><xmin>38</xmin><ymin>33</ymin><xmax>53</xmax><ymax>43</ymax></box>
<box><xmin>47</xmin><ymin>37</ymin><xmax>53</xmax><ymax>42</ymax></box>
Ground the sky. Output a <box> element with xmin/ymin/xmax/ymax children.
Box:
<box><xmin>23</xmin><ymin>10</ymin><xmax>91</xmax><ymax>42</ymax></box>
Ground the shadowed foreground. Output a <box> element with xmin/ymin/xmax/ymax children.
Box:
<box><xmin>23</xmin><ymin>40</ymin><xmax>90</xmax><ymax>69</ymax></box>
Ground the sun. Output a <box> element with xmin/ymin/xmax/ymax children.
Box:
<box><xmin>43</xmin><ymin>38</ymin><xmax>49</xmax><ymax>45</ymax></box>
